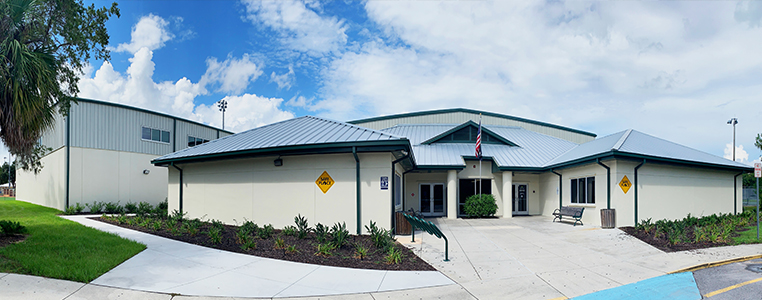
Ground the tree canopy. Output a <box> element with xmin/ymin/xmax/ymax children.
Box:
<box><xmin>0</xmin><ymin>0</ymin><xmax>118</xmax><ymax>172</ymax></box>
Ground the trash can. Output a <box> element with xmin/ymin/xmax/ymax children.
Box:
<box><xmin>600</xmin><ymin>209</ymin><xmax>616</xmax><ymax>229</ymax></box>
<box><xmin>395</xmin><ymin>211</ymin><xmax>412</xmax><ymax>235</ymax></box>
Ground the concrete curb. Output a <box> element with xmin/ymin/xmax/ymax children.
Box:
<box><xmin>668</xmin><ymin>254</ymin><xmax>762</xmax><ymax>274</ymax></box>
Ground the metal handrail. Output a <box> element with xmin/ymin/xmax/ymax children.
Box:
<box><xmin>402</xmin><ymin>213</ymin><xmax>449</xmax><ymax>261</ymax></box>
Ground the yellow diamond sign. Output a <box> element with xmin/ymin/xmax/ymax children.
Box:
<box><xmin>315</xmin><ymin>171</ymin><xmax>335</xmax><ymax>194</ymax></box>
<box><xmin>619</xmin><ymin>175</ymin><xmax>632</xmax><ymax>194</ymax></box>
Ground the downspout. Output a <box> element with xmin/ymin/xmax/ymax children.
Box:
<box><xmin>391</xmin><ymin>152</ymin><xmax>411</xmax><ymax>234</ymax></box>
<box><xmin>171</xmin><ymin>163</ymin><xmax>183</xmax><ymax>214</ymax></box>
<box><xmin>65</xmin><ymin>115</ymin><xmax>71</xmax><ymax>210</ymax></box>
<box><xmin>597</xmin><ymin>159</ymin><xmax>611</xmax><ymax>209</ymax></box>
<box><xmin>634</xmin><ymin>159</ymin><xmax>646</xmax><ymax>226</ymax></box>
<box><xmin>551</xmin><ymin>169</ymin><xmax>562</xmax><ymax>210</ymax></box>
<box><xmin>353</xmin><ymin>147</ymin><xmax>361</xmax><ymax>235</ymax></box>
<box><xmin>734</xmin><ymin>172</ymin><xmax>743</xmax><ymax>215</ymax></box>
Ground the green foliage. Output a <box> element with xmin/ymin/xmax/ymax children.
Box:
<box><xmin>0</xmin><ymin>220</ymin><xmax>26</xmax><ymax>234</ymax></box>
<box><xmin>0</xmin><ymin>0</ymin><xmax>120</xmax><ymax>170</ymax></box>
<box><xmin>385</xmin><ymin>247</ymin><xmax>403</xmax><ymax>265</ymax></box>
<box><xmin>103</xmin><ymin>202</ymin><xmax>123</xmax><ymax>214</ymax></box>
<box><xmin>463</xmin><ymin>194</ymin><xmax>497</xmax><ymax>217</ymax></box>
<box><xmin>314</xmin><ymin>223</ymin><xmax>329</xmax><ymax>244</ymax></box>
<box><xmin>151</xmin><ymin>220</ymin><xmax>163</xmax><ymax>231</ymax></box>
<box><xmin>240</xmin><ymin>220</ymin><xmax>258</xmax><ymax>235</ymax></box>
<box><xmin>294</xmin><ymin>214</ymin><xmax>311</xmax><ymax>239</ymax></box>
<box><xmin>315</xmin><ymin>243</ymin><xmax>335</xmax><ymax>257</ymax></box>
<box><xmin>124</xmin><ymin>202</ymin><xmax>137</xmax><ymax>214</ymax></box>
<box><xmin>274</xmin><ymin>237</ymin><xmax>286</xmax><ymax>249</ymax></box>
<box><xmin>240</xmin><ymin>238</ymin><xmax>256</xmax><ymax>251</ymax></box>
<box><xmin>285</xmin><ymin>244</ymin><xmax>298</xmax><ymax>254</ymax></box>
<box><xmin>236</xmin><ymin>225</ymin><xmax>251</xmax><ymax>244</ymax></box>
<box><xmin>63</xmin><ymin>202</ymin><xmax>85</xmax><ymax>215</ymax></box>
<box><xmin>0</xmin><ymin>161</ymin><xmax>16</xmax><ymax>186</ymax></box>
<box><xmin>136</xmin><ymin>202</ymin><xmax>153</xmax><ymax>217</ymax></box>
<box><xmin>169</xmin><ymin>209</ymin><xmax>186</xmax><ymax>222</ymax></box>
<box><xmin>283</xmin><ymin>225</ymin><xmax>298</xmax><ymax>237</ymax></box>
<box><xmin>154</xmin><ymin>200</ymin><xmax>168</xmax><ymax>218</ymax></box>
<box><xmin>258</xmin><ymin>224</ymin><xmax>274</xmax><ymax>239</ymax></box>
<box><xmin>207</xmin><ymin>224</ymin><xmax>222</xmax><ymax>244</ymax></box>
<box><xmin>331</xmin><ymin>222</ymin><xmax>350</xmax><ymax>248</ymax></box>
<box><xmin>183</xmin><ymin>219</ymin><xmax>201</xmax><ymax>236</ymax></box>
<box><xmin>354</xmin><ymin>244</ymin><xmax>369</xmax><ymax>260</ymax></box>
<box><xmin>87</xmin><ymin>201</ymin><xmax>104</xmax><ymax>214</ymax></box>
<box><xmin>365</xmin><ymin>221</ymin><xmax>395</xmax><ymax>250</ymax></box>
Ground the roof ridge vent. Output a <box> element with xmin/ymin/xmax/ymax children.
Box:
<box><xmin>612</xmin><ymin>129</ymin><xmax>633</xmax><ymax>151</ymax></box>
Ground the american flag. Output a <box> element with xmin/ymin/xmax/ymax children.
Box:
<box><xmin>475</xmin><ymin>115</ymin><xmax>482</xmax><ymax>159</ymax></box>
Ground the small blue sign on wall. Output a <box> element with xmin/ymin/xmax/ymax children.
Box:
<box><xmin>380</xmin><ymin>176</ymin><xmax>389</xmax><ymax>190</ymax></box>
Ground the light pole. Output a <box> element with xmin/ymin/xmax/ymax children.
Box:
<box><xmin>218</xmin><ymin>100</ymin><xmax>228</xmax><ymax>130</ymax></box>
<box><xmin>3</xmin><ymin>156</ymin><xmax>7</xmax><ymax>199</ymax></box>
<box><xmin>727</xmin><ymin>118</ymin><xmax>738</xmax><ymax>161</ymax></box>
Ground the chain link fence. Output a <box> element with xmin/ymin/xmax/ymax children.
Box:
<box><xmin>743</xmin><ymin>187</ymin><xmax>759</xmax><ymax>206</ymax></box>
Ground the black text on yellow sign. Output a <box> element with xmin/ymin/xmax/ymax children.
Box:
<box><xmin>619</xmin><ymin>175</ymin><xmax>632</xmax><ymax>194</ymax></box>
<box><xmin>315</xmin><ymin>171</ymin><xmax>335</xmax><ymax>194</ymax></box>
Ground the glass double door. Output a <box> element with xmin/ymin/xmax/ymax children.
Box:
<box><xmin>513</xmin><ymin>184</ymin><xmax>528</xmax><ymax>215</ymax></box>
<box><xmin>420</xmin><ymin>183</ymin><xmax>445</xmax><ymax>216</ymax></box>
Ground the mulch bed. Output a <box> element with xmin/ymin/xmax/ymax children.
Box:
<box><xmin>0</xmin><ymin>234</ymin><xmax>26</xmax><ymax>248</ymax></box>
<box><xmin>92</xmin><ymin>217</ymin><xmax>435</xmax><ymax>271</ymax></box>
<box><xmin>619</xmin><ymin>226</ymin><xmax>734</xmax><ymax>252</ymax></box>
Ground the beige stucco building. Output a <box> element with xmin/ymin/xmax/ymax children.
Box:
<box><xmin>153</xmin><ymin>109</ymin><xmax>751</xmax><ymax>232</ymax></box>
<box><xmin>16</xmin><ymin>99</ymin><xmax>231</xmax><ymax>211</ymax></box>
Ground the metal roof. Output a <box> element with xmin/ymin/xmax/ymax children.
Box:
<box><xmin>546</xmin><ymin>129</ymin><xmax>750</xmax><ymax>170</ymax></box>
<box><xmin>382</xmin><ymin>124</ymin><xmax>577</xmax><ymax>168</ymax></box>
<box><xmin>152</xmin><ymin>116</ymin><xmax>407</xmax><ymax>164</ymax></box>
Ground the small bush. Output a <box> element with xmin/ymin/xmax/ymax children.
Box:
<box><xmin>240</xmin><ymin>238</ymin><xmax>256</xmax><ymax>251</ymax></box>
<box><xmin>285</xmin><ymin>245</ymin><xmax>298</xmax><ymax>254</ymax></box>
<box><xmin>169</xmin><ymin>209</ymin><xmax>186</xmax><ymax>222</ymax></box>
<box><xmin>124</xmin><ymin>202</ymin><xmax>137</xmax><ymax>214</ymax></box>
<box><xmin>283</xmin><ymin>225</ymin><xmax>298</xmax><ymax>236</ymax></box>
<box><xmin>314</xmin><ymin>223</ymin><xmax>330</xmax><ymax>244</ymax></box>
<box><xmin>0</xmin><ymin>220</ymin><xmax>26</xmax><ymax>235</ymax></box>
<box><xmin>294</xmin><ymin>214</ymin><xmax>311</xmax><ymax>239</ymax></box>
<box><xmin>331</xmin><ymin>222</ymin><xmax>349</xmax><ymax>248</ymax></box>
<box><xmin>315</xmin><ymin>243</ymin><xmax>335</xmax><ymax>257</ymax></box>
<box><xmin>274</xmin><ymin>237</ymin><xmax>286</xmax><ymax>249</ymax></box>
<box><xmin>104</xmin><ymin>202</ymin><xmax>124</xmax><ymax>214</ymax></box>
<box><xmin>463</xmin><ymin>194</ymin><xmax>497</xmax><ymax>217</ymax></box>
<box><xmin>136</xmin><ymin>202</ymin><xmax>153</xmax><ymax>217</ymax></box>
<box><xmin>154</xmin><ymin>199</ymin><xmax>168</xmax><ymax>218</ymax></box>
<box><xmin>184</xmin><ymin>219</ymin><xmax>201</xmax><ymax>236</ymax></box>
<box><xmin>64</xmin><ymin>203</ymin><xmax>85</xmax><ymax>215</ymax></box>
<box><xmin>354</xmin><ymin>244</ymin><xmax>369</xmax><ymax>260</ymax></box>
<box><xmin>365</xmin><ymin>220</ymin><xmax>395</xmax><ymax>250</ymax></box>
<box><xmin>207</xmin><ymin>225</ymin><xmax>222</xmax><ymax>244</ymax></box>
<box><xmin>87</xmin><ymin>201</ymin><xmax>105</xmax><ymax>214</ymax></box>
<box><xmin>385</xmin><ymin>247</ymin><xmax>403</xmax><ymax>265</ymax></box>
<box><xmin>258</xmin><ymin>224</ymin><xmax>274</xmax><ymax>239</ymax></box>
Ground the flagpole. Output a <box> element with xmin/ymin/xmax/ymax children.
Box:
<box><xmin>478</xmin><ymin>114</ymin><xmax>482</xmax><ymax>200</ymax></box>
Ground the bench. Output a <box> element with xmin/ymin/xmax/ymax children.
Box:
<box><xmin>553</xmin><ymin>206</ymin><xmax>584</xmax><ymax>226</ymax></box>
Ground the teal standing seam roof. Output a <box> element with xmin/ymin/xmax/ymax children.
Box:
<box><xmin>152</xmin><ymin>116</ymin><xmax>408</xmax><ymax>164</ymax></box>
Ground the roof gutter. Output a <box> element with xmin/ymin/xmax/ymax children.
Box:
<box><xmin>551</xmin><ymin>169</ymin><xmax>562</xmax><ymax>210</ymax></box>
<box><xmin>171</xmin><ymin>163</ymin><xmax>183</xmax><ymax>215</ymax></box>
<box><xmin>353</xmin><ymin>147</ymin><xmax>361</xmax><ymax>235</ymax></box>
<box><xmin>597</xmin><ymin>159</ymin><xmax>611</xmax><ymax>209</ymax></box>
<box><xmin>634</xmin><ymin>159</ymin><xmax>646</xmax><ymax>226</ymax></box>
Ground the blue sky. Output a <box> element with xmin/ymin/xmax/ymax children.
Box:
<box><xmin>8</xmin><ymin>1</ymin><xmax>762</xmax><ymax>165</ymax></box>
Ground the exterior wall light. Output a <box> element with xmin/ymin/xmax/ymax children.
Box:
<box><xmin>143</xmin><ymin>169</ymin><xmax>150</xmax><ymax>175</ymax></box>
<box><xmin>274</xmin><ymin>158</ymin><xmax>283</xmax><ymax>167</ymax></box>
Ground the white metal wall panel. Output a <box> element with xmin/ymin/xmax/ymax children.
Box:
<box><xmin>355</xmin><ymin>111</ymin><xmax>594</xmax><ymax>144</ymax></box>
<box><xmin>70</xmin><ymin>101</ymin><xmax>173</xmax><ymax>156</ymax></box>
<box><xmin>175</xmin><ymin>120</ymin><xmax>220</xmax><ymax>151</ymax></box>
<box><xmin>40</xmin><ymin>112</ymin><xmax>65</xmax><ymax>150</ymax></box>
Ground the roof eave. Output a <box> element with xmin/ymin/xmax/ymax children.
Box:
<box><xmin>546</xmin><ymin>150</ymin><xmax>754</xmax><ymax>172</ymax></box>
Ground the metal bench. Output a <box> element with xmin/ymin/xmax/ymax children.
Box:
<box><xmin>402</xmin><ymin>213</ymin><xmax>449</xmax><ymax>261</ymax></box>
<box><xmin>553</xmin><ymin>206</ymin><xmax>584</xmax><ymax>226</ymax></box>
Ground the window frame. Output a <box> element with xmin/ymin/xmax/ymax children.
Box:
<box><xmin>570</xmin><ymin>176</ymin><xmax>595</xmax><ymax>204</ymax></box>
<box><xmin>187</xmin><ymin>135</ymin><xmax>210</xmax><ymax>147</ymax></box>
<box><xmin>141</xmin><ymin>126</ymin><xmax>171</xmax><ymax>144</ymax></box>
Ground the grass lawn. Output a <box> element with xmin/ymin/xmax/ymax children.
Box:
<box><xmin>733</xmin><ymin>225</ymin><xmax>762</xmax><ymax>244</ymax></box>
<box><xmin>0</xmin><ymin>198</ymin><xmax>146</xmax><ymax>282</ymax></box>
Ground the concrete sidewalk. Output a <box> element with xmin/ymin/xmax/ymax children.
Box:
<box><xmin>407</xmin><ymin>216</ymin><xmax>762</xmax><ymax>299</ymax></box>
<box><xmin>60</xmin><ymin>215</ymin><xmax>454</xmax><ymax>298</ymax></box>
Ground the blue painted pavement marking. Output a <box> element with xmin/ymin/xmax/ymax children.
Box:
<box><xmin>572</xmin><ymin>272</ymin><xmax>701</xmax><ymax>300</ymax></box>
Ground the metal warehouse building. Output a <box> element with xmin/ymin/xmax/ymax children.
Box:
<box><xmin>152</xmin><ymin>108</ymin><xmax>751</xmax><ymax>233</ymax></box>
<box><xmin>16</xmin><ymin>99</ymin><xmax>232</xmax><ymax>211</ymax></box>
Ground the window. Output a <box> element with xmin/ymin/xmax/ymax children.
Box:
<box><xmin>458</xmin><ymin>179</ymin><xmax>492</xmax><ymax>215</ymax></box>
<box><xmin>187</xmin><ymin>136</ymin><xmax>209</xmax><ymax>147</ymax></box>
<box><xmin>394</xmin><ymin>174</ymin><xmax>402</xmax><ymax>208</ymax></box>
<box><xmin>141</xmin><ymin>127</ymin><xmax>171</xmax><ymax>144</ymax></box>
<box><xmin>571</xmin><ymin>176</ymin><xmax>595</xmax><ymax>204</ymax></box>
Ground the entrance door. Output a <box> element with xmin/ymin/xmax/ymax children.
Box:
<box><xmin>513</xmin><ymin>184</ymin><xmax>528</xmax><ymax>215</ymax></box>
<box><xmin>458</xmin><ymin>179</ymin><xmax>492</xmax><ymax>216</ymax></box>
<box><xmin>420</xmin><ymin>183</ymin><xmax>445</xmax><ymax>216</ymax></box>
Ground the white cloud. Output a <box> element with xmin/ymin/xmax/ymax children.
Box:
<box><xmin>270</xmin><ymin>66</ymin><xmax>295</xmax><ymax>90</ymax></box>
<box><xmin>115</xmin><ymin>14</ymin><xmax>173</xmax><ymax>54</ymax></box>
<box><xmin>241</xmin><ymin>0</ymin><xmax>347</xmax><ymax>55</ymax></box>
<box><xmin>201</xmin><ymin>54</ymin><xmax>263</xmax><ymax>95</ymax></box>
<box><xmin>194</xmin><ymin>94</ymin><xmax>295</xmax><ymax>132</ymax></box>
<box><xmin>79</xmin><ymin>15</ymin><xmax>293</xmax><ymax>133</ymax></box>
<box><xmin>725</xmin><ymin>143</ymin><xmax>750</xmax><ymax>163</ymax></box>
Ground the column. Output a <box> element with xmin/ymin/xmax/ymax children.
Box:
<box><xmin>502</xmin><ymin>171</ymin><xmax>513</xmax><ymax>218</ymax></box>
<box><xmin>447</xmin><ymin>170</ymin><xmax>458</xmax><ymax>219</ymax></box>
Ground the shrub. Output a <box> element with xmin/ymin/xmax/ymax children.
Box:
<box><xmin>274</xmin><ymin>237</ymin><xmax>286</xmax><ymax>249</ymax></box>
<box><xmin>151</xmin><ymin>220</ymin><xmax>164</xmax><ymax>231</ymax></box>
<box><xmin>283</xmin><ymin>225</ymin><xmax>298</xmax><ymax>237</ymax></box>
<box><xmin>136</xmin><ymin>202</ymin><xmax>153</xmax><ymax>217</ymax></box>
<box><xmin>365</xmin><ymin>221</ymin><xmax>395</xmax><ymax>250</ymax></box>
<box><xmin>240</xmin><ymin>220</ymin><xmax>258</xmax><ymax>235</ymax></box>
<box><xmin>236</xmin><ymin>226</ymin><xmax>251</xmax><ymax>244</ymax></box>
<box><xmin>0</xmin><ymin>220</ymin><xmax>26</xmax><ymax>235</ymax></box>
<box><xmin>258</xmin><ymin>224</ymin><xmax>274</xmax><ymax>239</ymax></box>
<box><xmin>169</xmin><ymin>209</ymin><xmax>186</xmax><ymax>222</ymax></box>
<box><xmin>124</xmin><ymin>202</ymin><xmax>137</xmax><ymax>214</ymax></box>
<box><xmin>184</xmin><ymin>219</ymin><xmax>201</xmax><ymax>236</ymax></box>
<box><xmin>240</xmin><ymin>238</ymin><xmax>256</xmax><ymax>251</ymax></box>
<box><xmin>87</xmin><ymin>201</ymin><xmax>105</xmax><ymax>214</ymax></box>
<box><xmin>294</xmin><ymin>214</ymin><xmax>311</xmax><ymax>239</ymax></box>
<box><xmin>285</xmin><ymin>245</ymin><xmax>298</xmax><ymax>254</ymax></box>
<box><xmin>207</xmin><ymin>225</ymin><xmax>222</xmax><ymax>244</ymax></box>
<box><xmin>331</xmin><ymin>222</ymin><xmax>349</xmax><ymax>248</ymax></box>
<box><xmin>104</xmin><ymin>202</ymin><xmax>124</xmax><ymax>214</ymax></box>
<box><xmin>315</xmin><ymin>243</ymin><xmax>335</xmax><ymax>257</ymax></box>
<box><xmin>463</xmin><ymin>194</ymin><xmax>497</xmax><ymax>217</ymax></box>
<box><xmin>154</xmin><ymin>199</ymin><xmax>168</xmax><ymax>218</ymax></box>
<box><xmin>385</xmin><ymin>247</ymin><xmax>403</xmax><ymax>265</ymax></box>
<box><xmin>314</xmin><ymin>223</ymin><xmax>330</xmax><ymax>244</ymax></box>
<box><xmin>354</xmin><ymin>244</ymin><xmax>369</xmax><ymax>260</ymax></box>
<box><xmin>64</xmin><ymin>203</ymin><xmax>85</xmax><ymax>215</ymax></box>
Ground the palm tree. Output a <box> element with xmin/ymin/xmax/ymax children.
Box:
<box><xmin>0</xmin><ymin>0</ymin><xmax>60</xmax><ymax>159</ymax></box>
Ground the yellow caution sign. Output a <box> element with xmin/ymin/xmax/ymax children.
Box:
<box><xmin>315</xmin><ymin>171</ymin><xmax>335</xmax><ymax>194</ymax></box>
<box><xmin>619</xmin><ymin>175</ymin><xmax>632</xmax><ymax>194</ymax></box>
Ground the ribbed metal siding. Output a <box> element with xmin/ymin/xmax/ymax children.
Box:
<box><xmin>40</xmin><ymin>113</ymin><xmax>66</xmax><ymax>150</ymax></box>
<box><xmin>175</xmin><ymin>120</ymin><xmax>220</xmax><ymax>151</ymax></box>
<box><xmin>355</xmin><ymin>112</ymin><xmax>593</xmax><ymax>144</ymax></box>
<box><xmin>70</xmin><ymin>101</ymin><xmax>173</xmax><ymax>156</ymax></box>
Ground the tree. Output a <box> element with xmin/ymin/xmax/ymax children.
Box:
<box><xmin>0</xmin><ymin>0</ymin><xmax>118</xmax><ymax>173</ymax></box>
<box><xmin>0</xmin><ymin>161</ymin><xmax>16</xmax><ymax>187</ymax></box>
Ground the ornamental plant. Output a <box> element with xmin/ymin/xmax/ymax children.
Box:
<box><xmin>463</xmin><ymin>194</ymin><xmax>497</xmax><ymax>218</ymax></box>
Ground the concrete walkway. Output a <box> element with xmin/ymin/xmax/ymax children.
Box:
<box><xmin>60</xmin><ymin>215</ymin><xmax>453</xmax><ymax>298</ymax></box>
<box><xmin>407</xmin><ymin>216</ymin><xmax>762</xmax><ymax>299</ymax></box>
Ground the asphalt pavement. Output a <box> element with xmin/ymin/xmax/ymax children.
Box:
<box><xmin>693</xmin><ymin>257</ymin><xmax>762</xmax><ymax>299</ymax></box>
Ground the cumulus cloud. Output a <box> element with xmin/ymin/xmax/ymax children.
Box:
<box><xmin>724</xmin><ymin>143</ymin><xmax>750</xmax><ymax>163</ymax></box>
<box><xmin>201</xmin><ymin>54</ymin><xmax>264</xmax><ymax>95</ymax></box>
<box><xmin>115</xmin><ymin>14</ymin><xmax>173</xmax><ymax>53</ymax></box>
<box><xmin>79</xmin><ymin>14</ymin><xmax>293</xmax><ymax>133</ymax></box>
<box><xmin>270</xmin><ymin>66</ymin><xmax>295</xmax><ymax>90</ymax></box>
<box><xmin>241</xmin><ymin>0</ymin><xmax>347</xmax><ymax>55</ymax></box>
